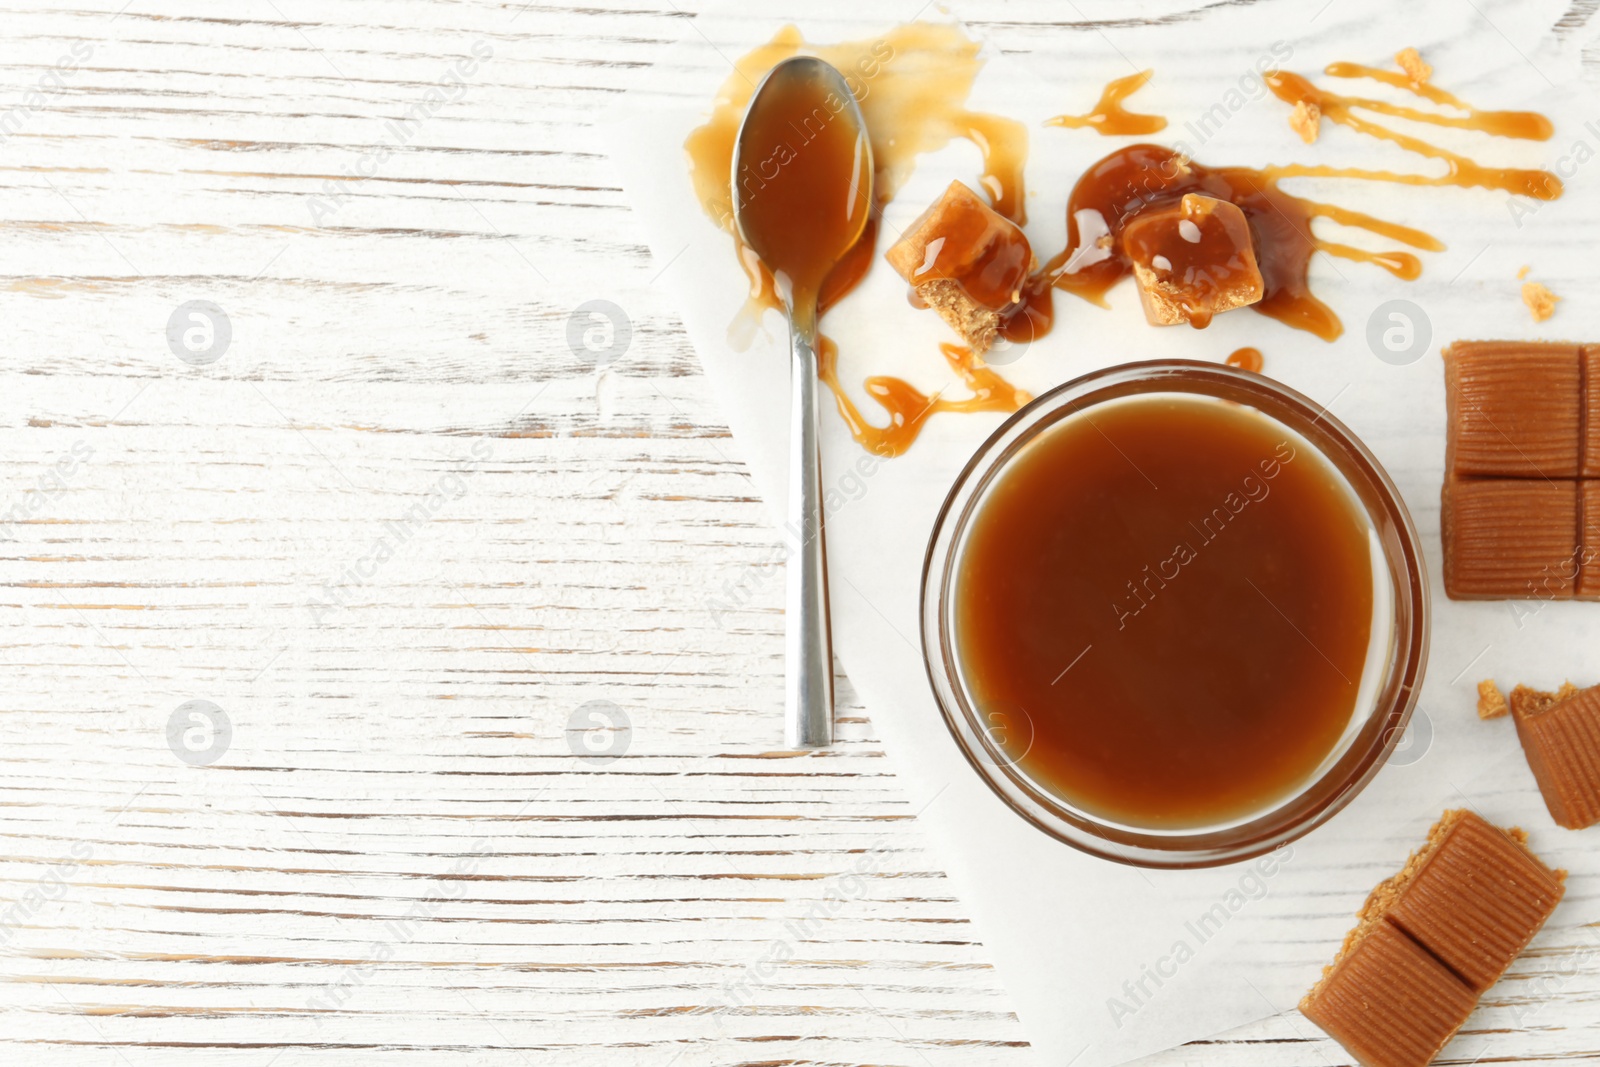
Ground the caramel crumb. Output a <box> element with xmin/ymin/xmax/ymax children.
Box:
<box><xmin>1516</xmin><ymin>264</ymin><xmax>1531</xmax><ymax>280</ymax></box>
<box><xmin>1289</xmin><ymin>100</ymin><xmax>1321</xmax><ymax>144</ymax></box>
<box><xmin>1477</xmin><ymin>679</ymin><xmax>1509</xmax><ymax>720</ymax></box>
<box><xmin>1522</xmin><ymin>280</ymin><xmax>1561</xmax><ymax>322</ymax></box>
<box><xmin>1095</xmin><ymin>233</ymin><xmax>1114</xmax><ymax>250</ymax></box>
<box><xmin>1396</xmin><ymin>47</ymin><xmax>1432</xmax><ymax>85</ymax></box>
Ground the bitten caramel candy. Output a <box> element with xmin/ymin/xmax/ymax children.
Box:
<box><xmin>1301</xmin><ymin>810</ymin><xmax>1564</xmax><ymax>1067</ymax></box>
<box><xmin>1444</xmin><ymin>340</ymin><xmax>1580</xmax><ymax>478</ymax></box>
<box><xmin>1512</xmin><ymin>680</ymin><xmax>1600</xmax><ymax>829</ymax></box>
<box><xmin>1121</xmin><ymin>194</ymin><xmax>1263</xmax><ymax>328</ymax></box>
<box><xmin>1441</xmin><ymin>475</ymin><xmax>1577</xmax><ymax>600</ymax></box>
<box><xmin>884</xmin><ymin>180</ymin><xmax>1032</xmax><ymax>355</ymax></box>
<box><xmin>1300</xmin><ymin>922</ymin><xmax>1477</xmax><ymax>1067</ymax></box>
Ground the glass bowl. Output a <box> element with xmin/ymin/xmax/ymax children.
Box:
<box><xmin>920</xmin><ymin>360</ymin><xmax>1429</xmax><ymax>868</ymax></box>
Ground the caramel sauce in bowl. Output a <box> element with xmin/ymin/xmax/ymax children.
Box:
<box><xmin>920</xmin><ymin>362</ymin><xmax>1429</xmax><ymax>867</ymax></box>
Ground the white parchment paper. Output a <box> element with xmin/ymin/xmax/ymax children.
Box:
<box><xmin>606</xmin><ymin>1</ymin><xmax>1600</xmax><ymax>1062</ymax></box>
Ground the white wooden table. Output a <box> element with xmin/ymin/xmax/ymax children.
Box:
<box><xmin>2</xmin><ymin>2</ymin><xmax>1597</xmax><ymax>1064</ymax></box>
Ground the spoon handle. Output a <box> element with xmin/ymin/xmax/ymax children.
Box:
<box><xmin>785</xmin><ymin>309</ymin><xmax>833</xmax><ymax>749</ymax></box>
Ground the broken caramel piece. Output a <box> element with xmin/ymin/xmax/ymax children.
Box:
<box><xmin>1444</xmin><ymin>340</ymin><xmax>1580</xmax><ymax>478</ymax></box>
<box><xmin>1512</xmin><ymin>681</ymin><xmax>1600</xmax><ymax>828</ymax></box>
<box><xmin>1396</xmin><ymin>47</ymin><xmax>1433</xmax><ymax>85</ymax></box>
<box><xmin>1301</xmin><ymin>922</ymin><xmax>1477</xmax><ymax>1067</ymax></box>
<box><xmin>1289</xmin><ymin>99</ymin><xmax>1321</xmax><ymax>144</ymax></box>
<box><xmin>1441</xmin><ymin>476</ymin><xmax>1578</xmax><ymax>600</ymax></box>
<box><xmin>1302</xmin><ymin>810</ymin><xmax>1564</xmax><ymax>1067</ymax></box>
<box><xmin>1523</xmin><ymin>280</ymin><xmax>1561</xmax><ymax>322</ymax></box>
<box><xmin>884</xmin><ymin>180</ymin><xmax>1032</xmax><ymax>355</ymax></box>
<box><xmin>1476</xmin><ymin>679</ymin><xmax>1509</xmax><ymax>720</ymax></box>
<box><xmin>1121</xmin><ymin>194</ymin><xmax>1263</xmax><ymax>328</ymax></box>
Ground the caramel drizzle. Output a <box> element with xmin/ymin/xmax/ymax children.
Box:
<box><xmin>1045</xmin><ymin>70</ymin><xmax>1168</xmax><ymax>136</ymax></box>
<box><xmin>1264</xmin><ymin>68</ymin><xmax>1561</xmax><ymax>200</ymax></box>
<box><xmin>817</xmin><ymin>337</ymin><xmax>1032</xmax><ymax>458</ymax></box>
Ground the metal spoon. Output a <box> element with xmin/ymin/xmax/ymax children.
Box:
<box><xmin>731</xmin><ymin>57</ymin><xmax>874</xmax><ymax>749</ymax></box>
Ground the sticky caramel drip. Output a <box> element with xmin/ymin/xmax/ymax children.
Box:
<box><xmin>1045</xmin><ymin>70</ymin><xmax>1168</xmax><ymax>136</ymax></box>
<box><xmin>1264</xmin><ymin>70</ymin><xmax>1562</xmax><ymax>199</ymax></box>
<box><xmin>817</xmin><ymin>337</ymin><xmax>1031</xmax><ymax>458</ymax></box>
<box><xmin>684</xmin><ymin>22</ymin><xmax>1031</xmax><ymax>455</ymax></box>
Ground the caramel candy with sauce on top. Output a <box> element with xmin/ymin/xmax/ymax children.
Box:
<box><xmin>1122</xmin><ymin>193</ymin><xmax>1263</xmax><ymax>329</ymax></box>
<box><xmin>1440</xmin><ymin>475</ymin><xmax>1578</xmax><ymax>600</ymax></box>
<box><xmin>1301</xmin><ymin>810</ymin><xmax>1564</xmax><ymax>1067</ymax></box>
<box><xmin>884</xmin><ymin>180</ymin><xmax>1033</xmax><ymax>354</ymax></box>
<box><xmin>1512</xmin><ymin>681</ymin><xmax>1600</xmax><ymax>829</ymax></box>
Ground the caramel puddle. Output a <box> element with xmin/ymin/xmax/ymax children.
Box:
<box><xmin>1046</xmin><ymin>70</ymin><xmax>1168</xmax><ymax>136</ymax></box>
<box><xmin>1043</xmin><ymin>143</ymin><xmax>1438</xmax><ymax>341</ymax></box>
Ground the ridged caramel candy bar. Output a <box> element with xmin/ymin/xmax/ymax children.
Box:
<box><xmin>1441</xmin><ymin>476</ymin><xmax>1577</xmax><ymax>599</ymax></box>
<box><xmin>1444</xmin><ymin>340</ymin><xmax>1580</xmax><ymax>478</ymax></box>
<box><xmin>1301</xmin><ymin>810</ymin><xmax>1564</xmax><ymax>1067</ymax></box>
<box><xmin>1381</xmin><ymin>810</ymin><xmax>1565</xmax><ymax>990</ymax></box>
<box><xmin>1300</xmin><ymin>922</ymin><xmax>1477</xmax><ymax>1067</ymax></box>
<box><xmin>1512</xmin><ymin>681</ymin><xmax>1600</xmax><ymax>829</ymax></box>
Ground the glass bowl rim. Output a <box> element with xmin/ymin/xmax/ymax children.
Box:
<box><xmin>918</xmin><ymin>359</ymin><xmax>1431</xmax><ymax>869</ymax></box>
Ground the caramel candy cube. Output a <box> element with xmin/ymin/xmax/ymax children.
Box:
<box><xmin>1441</xmin><ymin>476</ymin><xmax>1578</xmax><ymax>600</ymax></box>
<box><xmin>884</xmin><ymin>180</ymin><xmax>1032</xmax><ymax>355</ymax></box>
<box><xmin>1381</xmin><ymin>810</ymin><xmax>1565</xmax><ymax>990</ymax></box>
<box><xmin>1300</xmin><ymin>922</ymin><xmax>1477</xmax><ymax>1067</ymax></box>
<box><xmin>1302</xmin><ymin>810</ymin><xmax>1564</xmax><ymax>1067</ymax></box>
<box><xmin>1444</xmin><ymin>340</ymin><xmax>1580</xmax><ymax>478</ymax></box>
<box><xmin>1513</xmin><ymin>681</ymin><xmax>1600</xmax><ymax>829</ymax></box>
<box><xmin>1121</xmin><ymin>194</ymin><xmax>1263</xmax><ymax>329</ymax></box>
